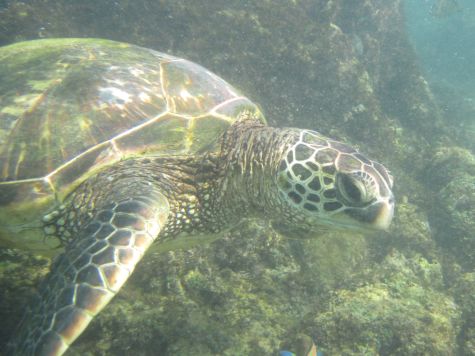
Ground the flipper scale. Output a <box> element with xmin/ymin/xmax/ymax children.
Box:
<box><xmin>10</xmin><ymin>191</ymin><xmax>169</xmax><ymax>355</ymax></box>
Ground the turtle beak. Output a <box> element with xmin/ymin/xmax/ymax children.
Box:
<box><xmin>372</xmin><ymin>195</ymin><xmax>395</xmax><ymax>231</ymax></box>
<box><xmin>343</xmin><ymin>194</ymin><xmax>395</xmax><ymax>232</ymax></box>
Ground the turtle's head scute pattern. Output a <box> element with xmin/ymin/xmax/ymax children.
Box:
<box><xmin>275</xmin><ymin>130</ymin><xmax>394</xmax><ymax>231</ymax></box>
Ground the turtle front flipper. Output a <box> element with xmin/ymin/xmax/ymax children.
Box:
<box><xmin>10</xmin><ymin>187</ymin><xmax>169</xmax><ymax>355</ymax></box>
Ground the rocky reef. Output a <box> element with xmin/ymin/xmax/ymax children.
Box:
<box><xmin>308</xmin><ymin>251</ymin><xmax>460</xmax><ymax>354</ymax></box>
<box><xmin>1</xmin><ymin>0</ymin><xmax>473</xmax><ymax>354</ymax></box>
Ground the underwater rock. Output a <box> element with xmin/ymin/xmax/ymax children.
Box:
<box><xmin>308</xmin><ymin>251</ymin><xmax>460</xmax><ymax>354</ymax></box>
<box><xmin>427</xmin><ymin>146</ymin><xmax>475</xmax><ymax>189</ymax></box>
<box><xmin>0</xmin><ymin>250</ymin><xmax>49</xmax><ymax>349</ymax></box>
<box><xmin>386</xmin><ymin>202</ymin><xmax>437</xmax><ymax>259</ymax></box>
<box><xmin>433</xmin><ymin>173</ymin><xmax>475</xmax><ymax>269</ymax></box>
<box><xmin>450</xmin><ymin>272</ymin><xmax>475</xmax><ymax>355</ymax></box>
<box><xmin>425</xmin><ymin>147</ymin><xmax>475</xmax><ymax>269</ymax></box>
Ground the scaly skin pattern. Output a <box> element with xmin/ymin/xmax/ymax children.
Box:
<box><xmin>10</xmin><ymin>173</ymin><xmax>169</xmax><ymax>355</ymax></box>
<box><xmin>9</xmin><ymin>117</ymin><xmax>394</xmax><ymax>355</ymax></box>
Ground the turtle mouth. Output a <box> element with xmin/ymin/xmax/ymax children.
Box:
<box><xmin>301</xmin><ymin>196</ymin><xmax>394</xmax><ymax>232</ymax></box>
<box><xmin>372</xmin><ymin>197</ymin><xmax>395</xmax><ymax>230</ymax></box>
<box><xmin>343</xmin><ymin>197</ymin><xmax>394</xmax><ymax>231</ymax></box>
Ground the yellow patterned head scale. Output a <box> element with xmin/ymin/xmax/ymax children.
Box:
<box><xmin>276</xmin><ymin>130</ymin><xmax>394</xmax><ymax>231</ymax></box>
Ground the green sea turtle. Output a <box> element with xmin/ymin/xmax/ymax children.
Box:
<box><xmin>0</xmin><ymin>38</ymin><xmax>394</xmax><ymax>355</ymax></box>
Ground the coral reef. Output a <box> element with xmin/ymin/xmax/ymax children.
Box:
<box><xmin>308</xmin><ymin>251</ymin><xmax>460</xmax><ymax>355</ymax></box>
<box><xmin>426</xmin><ymin>147</ymin><xmax>475</xmax><ymax>269</ymax></box>
<box><xmin>451</xmin><ymin>272</ymin><xmax>475</xmax><ymax>355</ymax></box>
<box><xmin>0</xmin><ymin>250</ymin><xmax>49</xmax><ymax>349</ymax></box>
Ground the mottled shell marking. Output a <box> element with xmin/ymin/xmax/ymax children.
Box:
<box><xmin>0</xmin><ymin>39</ymin><xmax>264</xmax><ymax>208</ymax></box>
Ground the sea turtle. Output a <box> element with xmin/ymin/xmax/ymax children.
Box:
<box><xmin>0</xmin><ymin>38</ymin><xmax>395</xmax><ymax>355</ymax></box>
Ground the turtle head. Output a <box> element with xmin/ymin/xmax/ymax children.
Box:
<box><xmin>275</xmin><ymin>130</ymin><xmax>394</xmax><ymax>232</ymax></box>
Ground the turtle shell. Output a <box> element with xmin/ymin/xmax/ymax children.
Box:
<box><xmin>0</xmin><ymin>38</ymin><xmax>265</xmax><ymax>250</ymax></box>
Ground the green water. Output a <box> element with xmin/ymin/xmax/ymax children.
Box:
<box><xmin>0</xmin><ymin>1</ymin><xmax>473</xmax><ymax>355</ymax></box>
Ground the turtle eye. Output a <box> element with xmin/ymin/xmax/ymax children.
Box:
<box><xmin>337</xmin><ymin>173</ymin><xmax>374</xmax><ymax>206</ymax></box>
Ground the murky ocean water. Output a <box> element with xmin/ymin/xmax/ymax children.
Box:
<box><xmin>0</xmin><ymin>1</ymin><xmax>474</xmax><ymax>355</ymax></box>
